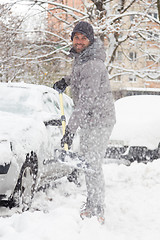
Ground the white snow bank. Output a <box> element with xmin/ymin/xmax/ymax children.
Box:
<box><xmin>110</xmin><ymin>95</ymin><xmax>160</xmax><ymax>149</ymax></box>
<box><xmin>0</xmin><ymin>160</ymin><xmax>160</xmax><ymax>240</ymax></box>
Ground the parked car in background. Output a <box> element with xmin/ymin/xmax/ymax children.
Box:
<box><xmin>0</xmin><ymin>82</ymin><xmax>78</xmax><ymax>210</ymax></box>
<box><xmin>105</xmin><ymin>95</ymin><xmax>160</xmax><ymax>164</ymax></box>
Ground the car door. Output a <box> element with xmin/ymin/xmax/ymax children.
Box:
<box><xmin>40</xmin><ymin>92</ymin><xmax>63</xmax><ymax>175</ymax></box>
<box><xmin>40</xmin><ymin>91</ymin><xmax>76</xmax><ymax>179</ymax></box>
<box><xmin>43</xmin><ymin>91</ymin><xmax>63</xmax><ymax>149</ymax></box>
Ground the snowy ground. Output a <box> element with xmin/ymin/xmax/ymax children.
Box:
<box><xmin>1</xmin><ymin>159</ymin><xmax>160</xmax><ymax>240</ymax></box>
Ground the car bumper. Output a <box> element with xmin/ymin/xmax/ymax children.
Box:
<box><xmin>0</xmin><ymin>161</ymin><xmax>19</xmax><ymax>200</ymax></box>
<box><xmin>121</xmin><ymin>146</ymin><xmax>159</xmax><ymax>163</ymax></box>
<box><xmin>106</xmin><ymin>145</ymin><xmax>160</xmax><ymax>163</ymax></box>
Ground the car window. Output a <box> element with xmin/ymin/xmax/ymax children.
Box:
<box><xmin>54</xmin><ymin>100</ymin><xmax>60</xmax><ymax>111</ymax></box>
<box><xmin>42</xmin><ymin>92</ymin><xmax>60</xmax><ymax>114</ymax></box>
<box><xmin>64</xmin><ymin>101</ymin><xmax>73</xmax><ymax>116</ymax></box>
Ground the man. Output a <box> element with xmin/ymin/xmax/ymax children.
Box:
<box><xmin>53</xmin><ymin>21</ymin><xmax>116</xmax><ymax>224</ymax></box>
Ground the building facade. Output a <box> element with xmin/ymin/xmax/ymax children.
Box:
<box><xmin>48</xmin><ymin>0</ymin><xmax>160</xmax><ymax>99</ymax></box>
<box><xmin>110</xmin><ymin>0</ymin><xmax>160</xmax><ymax>98</ymax></box>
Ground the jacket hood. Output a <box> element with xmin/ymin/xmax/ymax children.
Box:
<box><xmin>69</xmin><ymin>38</ymin><xmax>106</xmax><ymax>63</ymax></box>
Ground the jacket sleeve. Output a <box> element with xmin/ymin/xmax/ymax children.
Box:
<box><xmin>64</xmin><ymin>75</ymin><xmax>71</xmax><ymax>86</ymax></box>
<box><xmin>67</xmin><ymin>60</ymin><xmax>104</xmax><ymax>134</ymax></box>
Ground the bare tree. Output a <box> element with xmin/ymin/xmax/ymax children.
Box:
<box><xmin>0</xmin><ymin>1</ymin><xmax>87</xmax><ymax>84</ymax></box>
<box><xmin>0</xmin><ymin>3</ymin><xmax>23</xmax><ymax>82</ymax></box>
<box><xmin>158</xmin><ymin>0</ymin><xmax>160</xmax><ymax>20</ymax></box>
<box><xmin>0</xmin><ymin>0</ymin><xmax>159</xmax><ymax>89</ymax></box>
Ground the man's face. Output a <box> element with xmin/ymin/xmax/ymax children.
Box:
<box><xmin>72</xmin><ymin>32</ymin><xmax>90</xmax><ymax>53</ymax></box>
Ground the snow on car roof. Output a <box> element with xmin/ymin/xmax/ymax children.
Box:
<box><xmin>0</xmin><ymin>82</ymin><xmax>73</xmax><ymax>113</ymax></box>
<box><xmin>0</xmin><ymin>81</ymin><xmax>54</xmax><ymax>92</ymax></box>
<box><xmin>110</xmin><ymin>95</ymin><xmax>160</xmax><ymax>149</ymax></box>
<box><xmin>0</xmin><ymin>82</ymin><xmax>50</xmax><ymax>114</ymax></box>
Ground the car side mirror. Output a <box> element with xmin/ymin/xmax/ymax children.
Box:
<box><xmin>44</xmin><ymin>119</ymin><xmax>62</xmax><ymax>127</ymax></box>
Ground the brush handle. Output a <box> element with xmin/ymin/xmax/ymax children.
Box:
<box><xmin>59</xmin><ymin>93</ymin><xmax>68</xmax><ymax>151</ymax></box>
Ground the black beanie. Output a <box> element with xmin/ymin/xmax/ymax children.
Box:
<box><xmin>71</xmin><ymin>21</ymin><xmax>94</xmax><ymax>44</ymax></box>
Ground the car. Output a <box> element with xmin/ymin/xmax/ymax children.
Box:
<box><xmin>106</xmin><ymin>95</ymin><xmax>160</xmax><ymax>164</ymax></box>
<box><xmin>0</xmin><ymin>82</ymin><xmax>78</xmax><ymax>210</ymax></box>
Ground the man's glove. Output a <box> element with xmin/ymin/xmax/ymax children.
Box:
<box><xmin>53</xmin><ymin>78</ymin><xmax>68</xmax><ymax>93</ymax></box>
<box><xmin>61</xmin><ymin>126</ymin><xmax>74</xmax><ymax>149</ymax></box>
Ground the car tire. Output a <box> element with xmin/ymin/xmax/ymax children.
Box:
<box><xmin>10</xmin><ymin>151</ymin><xmax>38</xmax><ymax>211</ymax></box>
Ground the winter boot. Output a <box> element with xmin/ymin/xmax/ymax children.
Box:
<box><xmin>80</xmin><ymin>201</ymin><xmax>93</xmax><ymax>219</ymax></box>
<box><xmin>95</xmin><ymin>205</ymin><xmax>105</xmax><ymax>225</ymax></box>
<box><xmin>97</xmin><ymin>216</ymin><xmax>105</xmax><ymax>225</ymax></box>
<box><xmin>80</xmin><ymin>201</ymin><xmax>105</xmax><ymax>224</ymax></box>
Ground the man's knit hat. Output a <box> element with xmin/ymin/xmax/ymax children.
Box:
<box><xmin>71</xmin><ymin>21</ymin><xmax>94</xmax><ymax>44</ymax></box>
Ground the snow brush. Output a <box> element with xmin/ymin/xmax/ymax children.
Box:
<box><xmin>54</xmin><ymin>90</ymin><xmax>92</xmax><ymax>172</ymax></box>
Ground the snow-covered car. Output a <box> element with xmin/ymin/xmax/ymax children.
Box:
<box><xmin>0</xmin><ymin>82</ymin><xmax>78</xmax><ymax>209</ymax></box>
<box><xmin>106</xmin><ymin>95</ymin><xmax>160</xmax><ymax>163</ymax></box>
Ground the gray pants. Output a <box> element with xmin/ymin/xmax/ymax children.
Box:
<box><xmin>80</xmin><ymin>126</ymin><xmax>113</xmax><ymax>211</ymax></box>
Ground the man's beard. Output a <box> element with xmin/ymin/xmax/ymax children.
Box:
<box><xmin>73</xmin><ymin>44</ymin><xmax>87</xmax><ymax>53</ymax></box>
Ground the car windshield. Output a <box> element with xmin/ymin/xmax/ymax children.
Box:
<box><xmin>0</xmin><ymin>86</ymin><xmax>36</xmax><ymax>115</ymax></box>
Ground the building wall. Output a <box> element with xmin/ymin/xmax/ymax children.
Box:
<box><xmin>48</xmin><ymin>0</ymin><xmax>86</xmax><ymax>40</ymax></box>
<box><xmin>109</xmin><ymin>0</ymin><xmax>160</xmax><ymax>94</ymax></box>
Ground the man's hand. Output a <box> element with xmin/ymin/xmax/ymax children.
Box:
<box><xmin>61</xmin><ymin>126</ymin><xmax>74</xmax><ymax>149</ymax></box>
<box><xmin>53</xmin><ymin>78</ymin><xmax>68</xmax><ymax>93</ymax></box>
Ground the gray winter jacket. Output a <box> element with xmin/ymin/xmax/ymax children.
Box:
<box><xmin>64</xmin><ymin>38</ymin><xmax>116</xmax><ymax>134</ymax></box>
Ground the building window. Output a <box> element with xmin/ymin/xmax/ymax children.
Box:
<box><xmin>130</xmin><ymin>14</ymin><xmax>135</xmax><ymax>22</ymax></box>
<box><xmin>129</xmin><ymin>75</ymin><xmax>136</xmax><ymax>82</ymax></box>
<box><xmin>114</xmin><ymin>75</ymin><xmax>122</xmax><ymax>82</ymax></box>
<box><xmin>117</xmin><ymin>51</ymin><xmax>123</xmax><ymax>61</ymax></box>
<box><xmin>129</xmin><ymin>52</ymin><xmax>137</xmax><ymax>61</ymax></box>
<box><xmin>148</xmin><ymin>31</ymin><xmax>159</xmax><ymax>40</ymax></box>
<box><xmin>148</xmin><ymin>12</ymin><xmax>158</xmax><ymax>19</ymax></box>
<box><xmin>148</xmin><ymin>54</ymin><xmax>156</xmax><ymax>61</ymax></box>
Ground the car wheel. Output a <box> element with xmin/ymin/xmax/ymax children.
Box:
<box><xmin>10</xmin><ymin>152</ymin><xmax>38</xmax><ymax>211</ymax></box>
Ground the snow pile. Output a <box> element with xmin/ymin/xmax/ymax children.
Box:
<box><xmin>1</xmin><ymin>160</ymin><xmax>160</xmax><ymax>240</ymax></box>
<box><xmin>110</xmin><ymin>95</ymin><xmax>160</xmax><ymax>149</ymax></box>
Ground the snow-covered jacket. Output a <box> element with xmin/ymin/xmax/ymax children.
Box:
<box><xmin>64</xmin><ymin>38</ymin><xmax>116</xmax><ymax>134</ymax></box>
